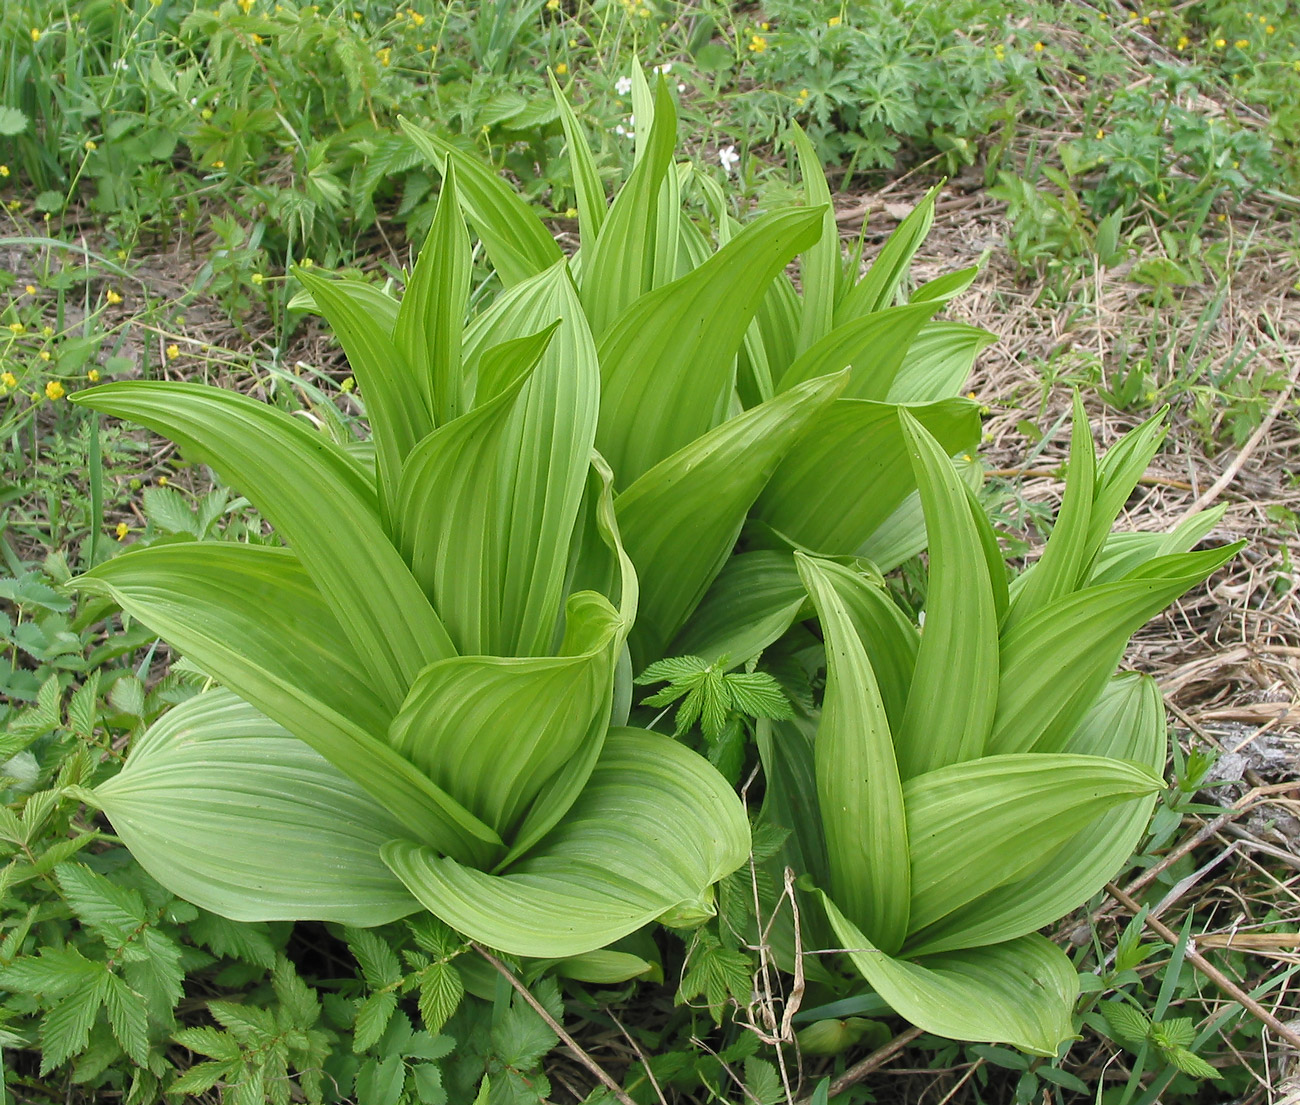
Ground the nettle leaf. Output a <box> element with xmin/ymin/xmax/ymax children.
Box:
<box><xmin>347</xmin><ymin>928</ymin><xmax>403</xmax><ymax>990</ymax></box>
<box><xmin>676</xmin><ymin>928</ymin><xmax>753</xmax><ymax>1025</ymax></box>
<box><xmin>1101</xmin><ymin>1002</ymin><xmax>1151</xmax><ymax>1045</ymax></box>
<box><xmin>56</xmin><ymin>862</ymin><xmax>148</xmax><ymax>947</ymax></box>
<box><xmin>416</xmin><ymin>961</ymin><xmax>464</xmax><ymax>1034</ymax></box>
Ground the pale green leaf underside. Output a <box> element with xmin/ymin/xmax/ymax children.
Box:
<box><xmin>820</xmin><ymin>891</ymin><xmax>1078</xmax><ymax>1057</ymax></box>
<box><xmin>383</xmin><ymin>728</ymin><xmax>750</xmax><ymax>958</ymax></box>
<box><xmin>96</xmin><ymin>691</ymin><xmax>419</xmax><ymax>927</ymax></box>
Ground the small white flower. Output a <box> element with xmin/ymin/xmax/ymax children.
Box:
<box><xmin>614</xmin><ymin>75</ymin><xmax>633</xmax><ymax>95</ymax></box>
<box><xmin>917</xmin><ymin>610</ymin><xmax>927</xmax><ymax>629</ymax></box>
<box><xmin>677</xmin><ymin>82</ymin><xmax>686</xmax><ymax>92</ymax></box>
<box><xmin>615</xmin><ymin>124</ymin><xmax>626</xmax><ymax>136</ymax></box>
<box><xmin>718</xmin><ymin>145</ymin><xmax>740</xmax><ymax>174</ymax></box>
<box><xmin>628</xmin><ymin>114</ymin><xmax>635</xmax><ymax>127</ymax></box>
<box><xmin>653</xmin><ymin>62</ymin><xmax>673</xmax><ymax>74</ymax></box>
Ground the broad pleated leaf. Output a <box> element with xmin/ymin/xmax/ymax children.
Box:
<box><xmin>820</xmin><ymin>893</ymin><xmax>1078</xmax><ymax>1056</ymax></box>
<box><xmin>597</xmin><ymin>206</ymin><xmax>826</xmax><ymax>487</ymax></box>
<box><xmin>886</xmin><ymin>322</ymin><xmax>997</xmax><ymax>403</ymax></box>
<box><xmin>669</xmin><ymin>552</ymin><xmax>806</xmax><ymax>668</ymax></box>
<box><xmin>394</xmin><ymin>162</ymin><xmax>471</xmax><ymax>425</ymax></box>
<box><xmin>778</xmin><ymin>301</ymin><xmax>939</xmax><ymax>398</ymax></box>
<box><xmin>989</xmin><ymin>543</ymin><xmax>1241</xmax><ymax>755</ymax></box>
<box><xmin>502</xmin><ymin>453</ymin><xmax>639</xmax><ymax>868</ymax></box>
<box><xmin>903</xmin><ymin>753</ymin><xmax>1162</xmax><ymax>934</ymax></box>
<box><xmin>835</xmin><ymin>185</ymin><xmax>939</xmax><ymax>323</ymax></box>
<box><xmin>1087</xmin><ymin>505</ymin><xmax>1226</xmax><ymax>586</ymax></box>
<box><xmin>616</xmin><ymin>373</ymin><xmax>844</xmax><ymax>666</ymax></box>
<box><xmin>289</xmin><ymin>276</ymin><xmax>399</xmax><ymax>335</ymax></box>
<box><xmin>814</xmin><ymin>562</ymin><xmax>919</xmax><ymax>732</ymax></box>
<box><xmin>459</xmin><ymin>262</ymin><xmax>601</xmax><ymax>656</ymax></box>
<box><xmin>754</xmin><ymin>398</ymin><xmax>979</xmax><ymax>556</ymax></box>
<box><xmin>383</xmin><ymin>729</ymin><xmax>750</xmax><ymax>958</ymax></box>
<box><xmin>580</xmin><ymin>80</ymin><xmax>677</xmax><ymax>336</ymax></box>
<box><xmin>1005</xmin><ymin>394</ymin><xmax>1096</xmax><ymax>629</ymax></box>
<box><xmin>907</xmin><ymin>673</ymin><xmax>1165</xmax><ymax>955</ymax></box>
<box><xmin>294</xmin><ymin>267</ymin><xmax>431</xmax><ymax>524</ymax></box>
<box><xmin>1084</xmin><ymin>409</ymin><xmax>1168</xmax><ymax>570</ymax></box>
<box><xmin>755</xmin><ymin>269</ymin><xmax>802</xmax><ymax>388</ymax></box>
<box><xmin>911</xmin><ymin>265</ymin><xmax>980</xmax><ymax>303</ymax></box>
<box><xmin>798</xmin><ymin>554</ymin><xmax>910</xmax><ymax>952</ymax></box>
<box><xmin>791</xmin><ymin>123</ymin><xmax>837</xmax><ymax>353</ymax></box>
<box><xmin>75</xmin><ymin>544</ymin><xmax>500</xmax><ymax>862</ymax></box>
<box><xmin>71</xmin><ymin>383</ymin><xmax>454</xmax><ymax>710</ymax></box>
<box><xmin>855</xmin><ymin>454</ymin><xmax>982</xmax><ymax>571</ymax></box>
<box><xmin>893</xmin><ymin>411</ymin><xmax>999</xmax><ymax>777</ymax></box>
<box><xmin>96</xmin><ymin>691</ymin><xmax>419</xmax><ymax>926</ymax></box>
<box><xmin>549</xmin><ymin>72</ymin><xmax>605</xmax><ymax>242</ymax></box>
<box><xmin>398</xmin><ymin>116</ymin><xmax>562</xmax><ymax>287</ymax></box>
<box><xmin>395</xmin><ymin>328</ymin><xmax>550</xmax><ymax>656</ymax></box>
<box><xmin>389</xmin><ymin>592</ymin><xmax>622</xmax><ymax>838</ymax></box>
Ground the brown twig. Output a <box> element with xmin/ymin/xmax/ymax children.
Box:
<box><xmin>1104</xmin><ymin>883</ymin><xmax>1300</xmax><ymax>1051</ymax></box>
<box><xmin>793</xmin><ymin>1027</ymin><xmax>925</xmax><ymax>1104</ymax></box>
<box><xmin>474</xmin><ymin>946</ymin><xmax>638</xmax><ymax>1105</ymax></box>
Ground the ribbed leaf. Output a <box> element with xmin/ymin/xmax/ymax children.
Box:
<box><xmin>75</xmin><ymin>544</ymin><xmax>499</xmax><ymax>862</ymax></box>
<box><xmin>394</xmin><ymin>162</ymin><xmax>471</xmax><ymax>426</ymax></box>
<box><xmin>798</xmin><ymin>554</ymin><xmax>910</xmax><ymax>953</ymax></box>
<box><xmin>549</xmin><ymin>72</ymin><xmax>605</xmax><ymax>243</ymax></box>
<box><xmin>289</xmin><ymin>277</ymin><xmax>399</xmax><ymax>334</ymax></box>
<box><xmin>835</xmin><ymin>185</ymin><xmax>939</xmax><ymax>322</ymax></box>
<box><xmin>893</xmin><ymin>411</ymin><xmax>999</xmax><ymax>777</ymax></box>
<box><xmin>1086</xmin><ymin>410</ymin><xmax>1169</xmax><ymax>562</ymax></box>
<box><xmin>820</xmin><ymin>893</ymin><xmax>1078</xmax><ymax>1057</ymax></box>
<box><xmin>906</xmin><ymin>673</ymin><xmax>1165</xmax><ymax>955</ymax></box>
<box><xmin>383</xmin><ymin>729</ymin><xmax>750</xmax><ymax>957</ymax></box>
<box><xmin>580</xmin><ymin>80</ymin><xmax>677</xmax><ymax>336</ymax></box>
<box><xmin>911</xmin><ymin>266</ymin><xmax>980</xmax><ymax>303</ymax></box>
<box><xmin>460</xmin><ymin>262</ymin><xmax>601</xmax><ymax>656</ymax></box>
<box><xmin>616</xmin><ymin>373</ymin><xmax>844</xmax><ymax>666</ymax></box>
<box><xmin>96</xmin><ymin>691</ymin><xmax>419</xmax><ymax>926</ymax></box>
<box><xmin>790</xmin><ymin>123</ymin><xmax>837</xmax><ymax>353</ymax></box>
<box><xmin>398</xmin><ymin>117</ymin><xmax>562</xmax><ymax>287</ymax></box>
<box><xmin>597</xmin><ymin>206</ymin><xmax>826</xmax><ymax>487</ymax></box>
<box><xmin>1005</xmin><ymin>394</ymin><xmax>1096</xmax><ymax>629</ymax></box>
<box><xmin>389</xmin><ymin>592</ymin><xmax>621</xmax><ymax>838</ymax></box>
<box><xmin>811</xmin><ymin>562</ymin><xmax>918</xmax><ymax>733</ymax></box>
<box><xmin>903</xmin><ymin>753</ymin><xmax>1162</xmax><ymax>934</ymax></box>
<box><xmin>754</xmin><ymin>398</ymin><xmax>979</xmax><ymax>556</ymax></box>
<box><xmin>395</xmin><ymin>328</ymin><xmax>551</xmax><ymax>656</ymax></box>
<box><xmin>669</xmin><ymin>552</ymin><xmax>806</xmax><ymax>668</ymax></box>
<box><xmin>1088</xmin><ymin>505</ymin><xmax>1226</xmax><ymax>586</ymax></box>
<box><xmin>778</xmin><ymin>302</ymin><xmax>939</xmax><ymax>398</ymax></box>
<box><xmin>294</xmin><ymin>268</ymin><xmax>430</xmax><ymax>525</ymax></box>
<box><xmin>887</xmin><ymin>323</ymin><xmax>998</xmax><ymax>404</ymax></box>
<box><xmin>71</xmin><ymin>383</ymin><xmax>454</xmax><ymax>711</ymax></box>
<box><xmin>989</xmin><ymin>544</ymin><xmax>1242</xmax><ymax>755</ymax></box>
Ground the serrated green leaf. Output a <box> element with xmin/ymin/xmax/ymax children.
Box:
<box><xmin>347</xmin><ymin>928</ymin><xmax>403</xmax><ymax>990</ymax></box>
<box><xmin>56</xmin><ymin>862</ymin><xmax>147</xmax><ymax>946</ymax></box>
<box><xmin>417</xmin><ymin>962</ymin><xmax>464</xmax><ymax>1034</ymax></box>
<box><xmin>1100</xmin><ymin>1001</ymin><xmax>1150</xmax><ymax>1045</ymax></box>
<box><xmin>353</xmin><ymin>991</ymin><xmax>397</xmax><ymax>1053</ymax></box>
<box><xmin>1166</xmin><ymin>1047</ymin><xmax>1219</xmax><ymax>1079</ymax></box>
<box><xmin>141</xmin><ymin>485</ymin><xmax>199</xmax><ymax>536</ymax></box>
<box><xmin>40</xmin><ymin>973</ymin><xmax>108</xmax><ymax>1074</ymax></box>
<box><xmin>101</xmin><ymin>972</ymin><xmax>149</xmax><ymax>1065</ymax></box>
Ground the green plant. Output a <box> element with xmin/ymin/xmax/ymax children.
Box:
<box><xmin>754</xmin><ymin>397</ymin><xmax>1239</xmax><ymax>1054</ymax></box>
<box><xmin>60</xmin><ymin>65</ymin><xmax>996</xmax><ymax>1007</ymax></box>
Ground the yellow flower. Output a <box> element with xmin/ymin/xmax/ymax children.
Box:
<box><xmin>1141</xmin><ymin>15</ymin><xmax>1150</xmax><ymax>25</ymax></box>
<box><xmin>341</xmin><ymin>375</ymin><xmax>355</xmax><ymax>392</ymax></box>
<box><xmin>88</xmin><ymin>368</ymin><xmax>100</xmax><ymax>381</ymax></box>
<box><xmin>212</xmin><ymin>159</ymin><xmax>225</xmax><ymax>169</ymax></box>
<box><xmin>555</xmin><ymin>62</ymin><xmax>567</xmax><ymax>75</ymax></box>
<box><xmin>0</xmin><ymin>165</ymin><xmax>8</xmax><ymax>177</ymax></box>
<box><xmin>410</xmin><ymin>10</ymin><xmax>424</xmax><ymax>24</ymax></box>
<box><xmin>563</xmin><ymin>206</ymin><xmax>577</xmax><ymax>218</ymax></box>
<box><xmin>994</xmin><ymin>43</ymin><xmax>1005</xmax><ymax>58</ymax></box>
<box><xmin>250</xmin><ymin>32</ymin><xmax>263</xmax><ymax>43</ymax></box>
<box><xmin>1177</xmin><ymin>35</ymin><xmax>1189</xmax><ymax>49</ymax></box>
<box><xmin>1</xmin><ymin>372</ymin><xmax>16</xmax><ymax>388</ymax></box>
<box><xmin>796</xmin><ymin>87</ymin><xmax>809</xmax><ymax>101</ymax></box>
<box><xmin>30</xmin><ymin>28</ymin><xmax>40</xmax><ymax>42</ymax></box>
<box><xmin>166</xmin><ymin>343</ymin><xmax>180</xmax><ymax>360</ymax></box>
<box><xmin>84</xmin><ymin>139</ymin><xmax>97</xmax><ymax>151</ymax></box>
<box><xmin>828</xmin><ymin>16</ymin><xmax>841</xmax><ymax>26</ymax></box>
<box><xmin>251</xmin><ymin>273</ymin><xmax>264</xmax><ymax>285</ymax></box>
<box><xmin>45</xmin><ymin>379</ymin><xmax>65</xmax><ymax>400</ymax></box>
<box><xmin>1096</xmin><ymin>128</ymin><xmax>1105</xmax><ymax>139</ymax></box>
<box><xmin>1215</xmin><ymin>37</ymin><xmax>1226</xmax><ymax>47</ymax></box>
<box><xmin>747</xmin><ymin>33</ymin><xmax>767</xmax><ymax>52</ymax></box>
<box><xmin>115</xmin><ymin>522</ymin><xmax>130</xmax><ymax>540</ymax></box>
<box><xmin>41</xmin><ymin>326</ymin><xmax>53</xmax><ymax>337</ymax></box>
<box><xmin>1260</xmin><ymin>14</ymin><xmax>1268</xmax><ymax>23</ymax></box>
<box><xmin>24</xmin><ymin>284</ymin><xmax>35</xmax><ymax>295</ymax></box>
<box><xmin>1267</xmin><ymin>25</ymin><xmax>1275</xmax><ymax>34</ymax></box>
<box><xmin>1217</xmin><ymin>213</ymin><xmax>1227</xmax><ymax>222</ymax></box>
<box><xmin>546</xmin><ymin>0</ymin><xmax>560</xmax><ymax>8</ymax></box>
<box><xmin>106</xmin><ymin>289</ymin><xmax>123</xmax><ymax>305</ymax></box>
<box><xmin>300</xmin><ymin>258</ymin><xmax>314</xmax><ymax>268</ymax></box>
<box><xmin>237</xmin><ymin>0</ymin><xmax>252</xmax><ymax>11</ymax></box>
<box><xmin>157</xmin><ymin>476</ymin><xmax>169</xmax><ymax>487</ymax></box>
<box><xmin>1234</xmin><ymin>39</ymin><xmax>1248</xmax><ymax>48</ymax></box>
<box><xmin>760</xmin><ymin>22</ymin><xmax>769</xmax><ymax>30</ymax></box>
<box><xmin>416</xmin><ymin>43</ymin><xmax>424</xmax><ymax>51</ymax></box>
<box><xmin>8</xmin><ymin>322</ymin><xmax>25</xmax><ymax>335</ymax></box>
<box><xmin>1033</xmin><ymin>41</ymin><xmax>1045</xmax><ymax>53</ymax></box>
<box><xmin>39</xmin><ymin>350</ymin><xmax>50</xmax><ymax>361</ymax></box>
<box><xmin>377</xmin><ymin>47</ymin><xmax>391</xmax><ymax>66</ymax></box>
<box><xmin>1098</xmin><ymin>10</ymin><xmax>1107</xmax><ymax>18</ymax></box>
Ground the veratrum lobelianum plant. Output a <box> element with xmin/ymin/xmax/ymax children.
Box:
<box><xmin>759</xmin><ymin>396</ymin><xmax>1240</xmax><ymax>1055</ymax></box>
<box><xmin>69</xmin><ymin>70</ymin><xmax>990</xmax><ymax>971</ymax></box>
